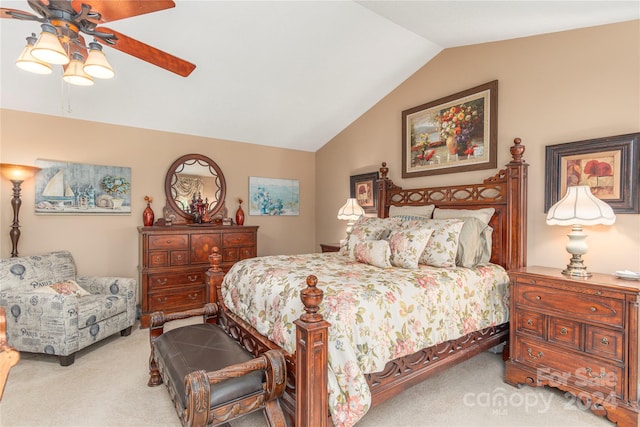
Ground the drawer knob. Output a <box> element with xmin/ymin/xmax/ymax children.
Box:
<box><xmin>156</xmin><ymin>278</ymin><xmax>168</xmax><ymax>285</ymax></box>
<box><xmin>526</xmin><ymin>319</ymin><xmax>533</xmax><ymax>326</ymax></box>
<box><xmin>596</xmin><ymin>291</ymin><xmax>602</xmax><ymax>296</ymax></box>
<box><xmin>601</xmin><ymin>337</ymin><xmax>609</xmax><ymax>345</ymax></box>
<box><xmin>188</xmin><ymin>293</ymin><xmax>198</xmax><ymax>300</ymax></box>
<box><xmin>585</xmin><ymin>367</ymin><xmax>606</xmax><ymax>379</ymax></box>
<box><xmin>590</xmin><ymin>306</ymin><xmax>597</xmax><ymax>312</ymax></box>
<box><xmin>156</xmin><ymin>297</ymin><xmax>168</xmax><ymax>304</ymax></box>
<box><xmin>188</xmin><ymin>275</ymin><xmax>198</xmax><ymax>282</ymax></box>
<box><xmin>560</xmin><ymin>327</ymin><xmax>568</xmax><ymax>335</ymax></box>
<box><xmin>527</xmin><ymin>348</ymin><xmax>543</xmax><ymax>360</ymax></box>
<box><xmin>535</xmin><ymin>295</ymin><xmax>541</xmax><ymax>301</ymax></box>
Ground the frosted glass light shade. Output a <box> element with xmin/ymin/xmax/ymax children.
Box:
<box><xmin>31</xmin><ymin>24</ymin><xmax>69</xmax><ymax>65</ymax></box>
<box><xmin>16</xmin><ymin>34</ymin><xmax>53</xmax><ymax>75</ymax></box>
<box><xmin>546</xmin><ymin>185</ymin><xmax>615</xmax><ymax>226</ymax></box>
<box><xmin>0</xmin><ymin>163</ymin><xmax>41</xmax><ymax>182</ymax></box>
<box><xmin>337</xmin><ymin>198</ymin><xmax>365</xmax><ymax>221</ymax></box>
<box><xmin>63</xmin><ymin>52</ymin><xmax>94</xmax><ymax>86</ymax></box>
<box><xmin>83</xmin><ymin>42</ymin><xmax>115</xmax><ymax>79</ymax></box>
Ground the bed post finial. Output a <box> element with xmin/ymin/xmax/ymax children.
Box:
<box><xmin>294</xmin><ymin>275</ymin><xmax>330</xmax><ymax>427</ymax></box>
<box><xmin>206</xmin><ymin>247</ymin><xmax>224</xmax><ymax>306</ymax></box>
<box><xmin>379</xmin><ymin>162</ymin><xmax>389</xmax><ymax>179</ymax></box>
<box><xmin>510</xmin><ymin>138</ymin><xmax>525</xmax><ymax>163</ymax></box>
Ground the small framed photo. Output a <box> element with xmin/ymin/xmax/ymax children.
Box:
<box><xmin>545</xmin><ymin>132</ymin><xmax>639</xmax><ymax>213</ymax></box>
<box><xmin>350</xmin><ymin>172</ymin><xmax>378</xmax><ymax>214</ymax></box>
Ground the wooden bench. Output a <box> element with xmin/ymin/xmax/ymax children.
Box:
<box><xmin>147</xmin><ymin>303</ymin><xmax>287</xmax><ymax>427</ymax></box>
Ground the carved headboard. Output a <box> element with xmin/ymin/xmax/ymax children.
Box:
<box><xmin>377</xmin><ymin>138</ymin><xmax>528</xmax><ymax>270</ymax></box>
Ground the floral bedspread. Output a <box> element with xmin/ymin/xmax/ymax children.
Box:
<box><xmin>221</xmin><ymin>253</ymin><xmax>510</xmax><ymax>426</ymax></box>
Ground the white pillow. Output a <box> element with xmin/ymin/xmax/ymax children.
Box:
<box><xmin>433</xmin><ymin>207</ymin><xmax>495</xmax><ymax>225</ymax></box>
<box><xmin>354</xmin><ymin>240</ymin><xmax>392</xmax><ymax>268</ymax></box>
<box><xmin>389</xmin><ymin>205</ymin><xmax>435</xmax><ymax>219</ymax></box>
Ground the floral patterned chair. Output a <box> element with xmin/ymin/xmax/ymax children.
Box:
<box><xmin>0</xmin><ymin>251</ymin><xmax>136</xmax><ymax>366</ymax></box>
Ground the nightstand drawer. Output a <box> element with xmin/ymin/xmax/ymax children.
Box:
<box><xmin>515</xmin><ymin>310</ymin><xmax>545</xmax><ymax>338</ymax></box>
<box><xmin>586</xmin><ymin>326</ymin><xmax>624</xmax><ymax>361</ymax></box>
<box><xmin>515</xmin><ymin>337</ymin><xmax>623</xmax><ymax>398</ymax></box>
<box><xmin>548</xmin><ymin>317</ymin><xmax>581</xmax><ymax>350</ymax></box>
<box><xmin>516</xmin><ymin>284</ymin><xmax>624</xmax><ymax>327</ymax></box>
<box><xmin>149</xmin><ymin>234</ymin><xmax>189</xmax><ymax>250</ymax></box>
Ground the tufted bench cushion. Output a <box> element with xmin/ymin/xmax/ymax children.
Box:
<box><xmin>154</xmin><ymin>323</ymin><xmax>264</xmax><ymax>410</ymax></box>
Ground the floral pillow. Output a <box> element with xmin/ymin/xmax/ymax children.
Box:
<box><xmin>342</xmin><ymin>216</ymin><xmax>401</xmax><ymax>258</ymax></box>
<box><xmin>400</xmin><ymin>218</ymin><xmax>464</xmax><ymax>267</ymax></box>
<box><xmin>354</xmin><ymin>240</ymin><xmax>392</xmax><ymax>268</ymax></box>
<box><xmin>40</xmin><ymin>279</ymin><xmax>91</xmax><ymax>298</ymax></box>
<box><xmin>387</xmin><ymin>226</ymin><xmax>434</xmax><ymax>269</ymax></box>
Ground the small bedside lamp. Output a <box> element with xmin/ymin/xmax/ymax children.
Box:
<box><xmin>546</xmin><ymin>185</ymin><xmax>616</xmax><ymax>277</ymax></box>
<box><xmin>337</xmin><ymin>198</ymin><xmax>364</xmax><ymax>235</ymax></box>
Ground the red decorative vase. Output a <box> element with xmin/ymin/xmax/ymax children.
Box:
<box><xmin>143</xmin><ymin>203</ymin><xmax>155</xmax><ymax>226</ymax></box>
<box><xmin>235</xmin><ymin>204</ymin><xmax>245</xmax><ymax>226</ymax></box>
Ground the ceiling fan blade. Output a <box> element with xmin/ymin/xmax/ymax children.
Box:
<box><xmin>71</xmin><ymin>0</ymin><xmax>175</xmax><ymax>23</ymax></box>
<box><xmin>1</xmin><ymin>7</ymin><xmax>40</xmax><ymax>20</ymax></box>
<box><xmin>97</xmin><ymin>27</ymin><xmax>195</xmax><ymax>77</ymax></box>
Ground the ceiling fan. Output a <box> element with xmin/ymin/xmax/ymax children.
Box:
<box><xmin>1</xmin><ymin>0</ymin><xmax>196</xmax><ymax>82</ymax></box>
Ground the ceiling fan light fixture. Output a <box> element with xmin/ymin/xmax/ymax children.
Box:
<box><xmin>31</xmin><ymin>23</ymin><xmax>69</xmax><ymax>65</ymax></box>
<box><xmin>83</xmin><ymin>42</ymin><xmax>115</xmax><ymax>79</ymax></box>
<box><xmin>16</xmin><ymin>34</ymin><xmax>53</xmax><ymax>75</ymax></box>
<box><xmin>63</xmin><ymin>52</ymin><xmax>94</xmax><ymax>86</ymax></box>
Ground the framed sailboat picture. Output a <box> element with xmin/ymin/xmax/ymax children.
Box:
<box><xmin>34</xmin><ymin>160</ymin><xmax>131</xmax><ymax>215</ymax></box>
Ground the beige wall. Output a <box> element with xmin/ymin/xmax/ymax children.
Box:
<box><xmin>317</xmin><ymin>20</ymin><xmax>640</xmax><ymax>274</ymax></box>
<box><xmin>0</xmin><ymin>110</ymin><xmax>316</xmax><ymax>279</ymax></box>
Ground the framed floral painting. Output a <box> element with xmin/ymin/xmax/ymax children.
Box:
<box><xmin>544</xmin><ymin>132</ymin><xmax>639</xmax><ymax>213</ymax></box>
<box><xmin>350</xmin><ymin>172</ymin><xmax>378</xmax><ymax>214</ymax></box>
<box><xmin>401</xmin><ymin>80</ymin><xmax>498</xmax><ymax>178</ymax></box>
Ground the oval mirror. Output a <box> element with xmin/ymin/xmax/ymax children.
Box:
<box><xmin>164</xmin><ymin>154</ymin><xmax>227</xmax><ymax>224</ymax></box>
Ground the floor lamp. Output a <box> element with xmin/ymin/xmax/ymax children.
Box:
<box><xmin>0</xmin><ymin>163</ymin><xmax>41</xmax><ymax>257</ymax></box>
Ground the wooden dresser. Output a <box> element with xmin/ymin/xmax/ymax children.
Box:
<box><xmin>505</xmin><ymin>266</ymin><xmax>640</xmax><ymax>426</ymax></box>
<box><xmin>138</xmin><ymin>225</ymin><xmax>258</xmax><ymax>328</ymax></box>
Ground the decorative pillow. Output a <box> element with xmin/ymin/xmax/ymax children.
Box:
<box><xmin>40</xmin><ymin>279</ymin><xmax>90</xmax><ymax>298</ymax></box>
<box><xmin>400</xmin><ymin>218</ymin><xmax>464</xmax><ymax>267</ymax></box>
<box><xmin>354</xmin><ymin>240</ymin><xmax>392</xmax><ymax>268</ymax></box>
<box><xmin>389</xmin><ymin>205</ymin><xmax>435</xmax><ymax>219</ymax></box>
<box><xmin>387</xmin><ymin>226</ymin><xmax>434</xmax><ymax>269</ymax></box>
<box><xmin>342</xmin><ymin>216</ymin><xmax>401</xmax><ymax>258</ymax></box>
<box><xmin>433</xmin><ymin>207</ymin><xmax>495</xmax><ymax>225</ymax></box>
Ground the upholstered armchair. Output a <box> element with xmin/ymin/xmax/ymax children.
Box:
<box><xmin>0</xmin><ymin>251</ymin><xmax>136</xmax><ymax>366</ymax></box>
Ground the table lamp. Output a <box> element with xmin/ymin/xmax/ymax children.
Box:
<box><xmin>337</xmin><ymin>198</ymin><xmax>364</xmax><ymax>235</ymax></box>
<box><xmin>546</xmin><ymin>185</ymin><xmax>616</xmax><ymax>277</ymax></box>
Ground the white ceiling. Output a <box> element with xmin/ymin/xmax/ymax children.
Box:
<box><xmin>1</xmin><ymin>1</ymin><xmax>638</xmax><ymax>152</ymax></box>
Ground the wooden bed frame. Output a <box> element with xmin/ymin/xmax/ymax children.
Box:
<box><xmin>205</xmin><ymin>138</ymin><xmax>528</xmax><ymax>426</ymax></box>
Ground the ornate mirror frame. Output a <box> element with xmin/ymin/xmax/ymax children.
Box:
<box><xmin>163</xmin><ymin>154</ymin><xmax>227</xmax><ymax>225</ymax></box>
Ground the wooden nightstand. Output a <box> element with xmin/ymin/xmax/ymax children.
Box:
<box><xmin>320</xmin><ymin>243</ymin><xmax>340</xmax><ymax>253</ymax></box>
<box><xmin>505</xmin><ymin>266</ymin><xmax>640</xmax><ymax>427</ymax></box>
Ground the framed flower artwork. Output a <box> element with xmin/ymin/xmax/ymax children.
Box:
<box><xmin>401</xmin><ymin>80</ymin><xmax>498</xmax><ymax>178</ymax></box>
<box><xmin>350</xmin><ymin>172</ymin><xmax>378</xmax><ymax>214</ymax></box>
<box><xmin>545</xmin><ymin>132</ymin><xmax>639</xmax><ymax>213</ymax></box>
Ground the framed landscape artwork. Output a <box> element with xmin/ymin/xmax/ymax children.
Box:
<box><xmin>249</xmin><ymin>177</ymin><xmax>299</xmax><ymax>216</ymax></box>
<box><xmin>545</xmin><ymin>132</ymin><xmax>639</xmax><ymax>213</ymax></box>
<box><xmin>402</xmin><ymin>80</ymin><xmax>498</xmax><ymax>178</ymax></box>
<box><xmin>350</xmin><ymin>172</ymin><xmax>378</xmax><ymax>214</ymax></box>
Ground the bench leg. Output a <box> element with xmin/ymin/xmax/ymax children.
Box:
<box><xmin>263</xmin><ymin>399</ymin><xmax>287</xmax><ymax>427</ymax></box>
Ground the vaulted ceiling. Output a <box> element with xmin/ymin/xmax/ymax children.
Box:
<box><xmin>1</xmin><ymin>1</ymin><xmax>638</xmax><ymax>152</ymax></box>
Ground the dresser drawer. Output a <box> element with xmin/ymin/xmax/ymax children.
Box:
<box><xmin>222</xmin><ymin>246</ymin><xmax>256</xmax><ymax>263</ymax></box>
<box><xmin>515</xmin><ymin>310</ymin><xmax>545</xmax><ymax>338</ymax></box>
<box><xmin>586</xmin><ymin>325</ymin><xmax>624</xmax><ymax>362</ymax></box>
<box><xmin>147</xmin><ymin>271</ymin><xmax>205</xmax><ymax>289</ymax></box>
<box><xmin>170</xmin><ymin>250</ymin><xmax>189</xmax><ymax>266</ymax></box>
<box><xmin>148</xmin><ymin>286</ymin><xmax>206</xmax><ymax>312</ymax></box>
<box><xmin>149</xmin><ymin>234</ymin><xmax>189</xmax><ymax>250</ymax></box>
<box><xmin>516</xmin><ymin>284</ymin><xmax>624</xmax><ymax>327</ymax></box>
<box><xmin>515</xmin><ymin>337</ymin><xmax>623</xmax><ymax>398</ymax></box>
<box><xmin>148</xmin><ymin>251</ymin><xmax>169</xmax><ymax>267</ymax></box>
<box><xmin>548</xmin><ymin>317</ymin><xmax>581</xmax><ymax>350</ymax></box>
<box><xmin>223</xmin><ymin>232</ymin><xmax>256</xmax><ymax>247</ymax></box>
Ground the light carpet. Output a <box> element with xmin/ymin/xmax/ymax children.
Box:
<box><xmin>0</xmin><ymin>320</ymin><xmax>613</xmax><ymax>427</ymax></box>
